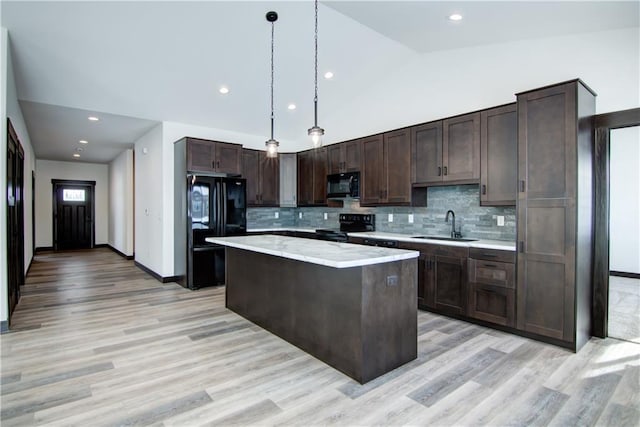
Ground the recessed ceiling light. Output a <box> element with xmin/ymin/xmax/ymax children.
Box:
<box><xmin>324</xmin><ymin>71</ymin><xmax>334</xmax><ymax>79</ymax></box>
<box><xmin>73</xmin><ymin>153</ymin><xmax>81</xmax><ymax>158</ymax></box>
<box><xmin>448</xmin><ymin>13</ymin><xmax>463</xmax><ymax>21</ymax></box>
<box><xmin>79</xmin><ymin>140</ymin><xmax>88</xmax><ymax>144</ymax></box>
<box><xmin>88</xmin><ymin>116</ymin><xmax>99</xmax><ymax>121</ymax></box>
<box><xmin>288</xmin><ymin>103</ymin><xmax>297</xmax><ymax>110</ymax></box>
<box><xmin>219</xmin><ymin>86</ymin><xmax>229</xmax><ymax>94</ymax></box>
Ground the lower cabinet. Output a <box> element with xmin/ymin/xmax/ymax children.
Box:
<box><xmin>467</xmin><ymin>248</ymin><xmax>516</xmax><ymax>327</ymax></box>
<box><xmin>423</xmin><ymin>248</ymin><xmax>468</xmax><ymax>316</ymax></box>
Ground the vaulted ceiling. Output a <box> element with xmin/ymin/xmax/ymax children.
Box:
<box><xmin>2</xmin><ymin>1</ymin><xmax>638</xmax><ymax>163</ymax></box>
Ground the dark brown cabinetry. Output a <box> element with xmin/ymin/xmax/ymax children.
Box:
<box><xmin>412</xmin><ymin>112</ymin><xmax>480</xmax><ymax>185</ymax></box>
<box><xmin>480</xmin><ymin>104</ymin><xmax>517</xmax><ymax>206</ymax></box>
<box><xmin>328</xmin><ymin>140</ymin><xmax>361</xmax><ymax>174</ymax></box>
<box><xmin>516</xmin><ymin>80</ymin><xmax>595</xmax><ymax>351</ymax></box>
<box><xmin>398</xmin><ymin>241</ymin><xmax>468</xmax><ymax>316</ymax></box>
<box><xmin>297</xmin><ymin>148</ymin><xmax>327</xmax><ymax>206</ymax></box>
<box><xmin>468</xmin><ymin>248</ymin><xmax>516</xmax><ymax>327</ymax></box>
<box><xmin>242</xmin><ymin>149</ymin><xmax>279</xmax><ymax>207</ymax></box>
<box><xmin>185</xmin><ymin>137</ymin><xmax>242</xmax><ymax>175</ymax></box>
<box><xmin>361</xmin><ymin>130</ymin><xmax>411</xmax><ymax>206</ymax></box>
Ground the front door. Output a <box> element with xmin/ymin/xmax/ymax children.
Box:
<box><xmin>52</xmin><ymin>180</ymin><xmax>95</xmax><ymax>250</ymax></box>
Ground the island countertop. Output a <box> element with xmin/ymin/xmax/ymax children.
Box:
<box><xmin>206</xmin><ymin>235</ymin><xmax>419</xmax><ymax>269</ymax></box>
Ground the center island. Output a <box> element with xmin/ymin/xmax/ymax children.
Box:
<box><xmin>206</xmin><ymin>234</ymin><xmax>419</xmax><ymax>384</ymax></box>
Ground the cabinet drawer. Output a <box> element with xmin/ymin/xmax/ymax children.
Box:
<box><xmin>468</xmin><ymin>283</ymin><xmax>515</xmax><ymax>327</ymax></box>
<box><xmin>468</xmin><ymin>258</ymin><xmax>515</xmax><ymax>289</ymax></box>
<box><xmin>469</xmin><ymin>247</ymin><xmax>515</xmax><ymax>263</ymax></box>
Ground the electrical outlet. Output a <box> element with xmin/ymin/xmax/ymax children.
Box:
<box><xmin>386</xmin><ymin>275</ymin><xmax>398</xmax><ymax>287</ymax></box>
<box><xmin>497</xmin><ymin>215</ymin><xmax>505</xmax><ymax>226</ymax></box>
<box><xmin>408</xmin><ymin>214</ymin><xmax>414</xmax><ymax>224</ymax></box>
<box><xmin>388</xmin><ymin>213</ymin><xmax>393</xmax><ymax>222</ymax></box>
<box><xmin>324</xmin><ymin>212</ymin><xmax>328</xmax><ymax>220</ymax></box>
<box><xmin>299</xmin><ymin>212</ymin><xmax>302</xmax><ymax>219</ymax></box>
<box><xmin>274</xmin><ymin>212</ymin><xmax>279</xmax><ymax>219</ymax></box>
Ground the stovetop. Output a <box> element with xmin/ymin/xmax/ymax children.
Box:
<box><xmin>315</xmin><ymin>213</ymin><xmax>375</xmax><ymax>234</ymax></box>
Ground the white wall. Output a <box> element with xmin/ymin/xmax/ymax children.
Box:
<box><xmin>2</xmin><ymin>27</ymin><xmax>37</xmax><ymax>326</ymax></box>
<box><xmin>610</xmin><ymin>126</ymin><xmax>640</xmax><ymax>274</ymax></box>
<box><xmin>325</xmin><ymin>27</ymin><xmax>640</xmax><ymax>144</ymax></box>
<box><xmin>35</xmin><ymin>160</ymin><xmax>109</xmax><ymax>248</ymax></box>
<box><xmin>109</xmin><ymin>149</ymin><xmax>134</xmax><ymax>256</ymax></box>
<box><xmin>134</xmin><ymin>124</ymin><xmax>164</xmax><ymax>275</ymax></box>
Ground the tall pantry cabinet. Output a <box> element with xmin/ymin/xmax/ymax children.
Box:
<box><xmin>516</xmin><ymin>80</ymin><xmax>595</xmax><ymax>351</ymax></box>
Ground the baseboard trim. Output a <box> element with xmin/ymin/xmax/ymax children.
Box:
<box><xmin>0</xmin><ymin>320</ymin><xmax>9</xmax><ymax>334</ymax></box>
<box><xmin>134</xmin><ymin>261</ymin><xmax>178</xmax><ymax>283</ymax></box>
<box><xmin>35</xmin><ymin>246</ymin><xmax>54</xmax><ymax>253</ymax></box>
<box><xmin>107</xmin><ymin>245</ymin><xmax>135</xmax><ymax>260</ymax></box>
<box><xmin>611</xmin><ymin>271</ymin><xmax>640</xmax><ymax>280</ymax></box>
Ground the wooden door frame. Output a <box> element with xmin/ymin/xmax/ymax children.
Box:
<box><xmin>592</xmin><ymin>107</ymin><xmax>640</xmax><ymax>338</ymax></box>
<box><xmin>51</xmin><ymin>179</ymin><xmax>96</xmax><ymax>250</ymax></box>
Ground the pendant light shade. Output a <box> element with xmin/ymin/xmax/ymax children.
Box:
<box><xmin>308</xmin><ymin>0</ymin><xmax>324</xmax><ymax>148</ymax></box>
<box><xmin>265</xmin><ymin>11</ymin><xmax>279</xmax><ymax>158</ymax></box>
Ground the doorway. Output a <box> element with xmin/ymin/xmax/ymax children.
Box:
<box><xmin>52</xmin><ymin>180</ymin><xmax>96</xmax><ymax>250</ymax></box>
<box><xmin>593</xmin><ymin>108</ymin><xmax>640</xmax><ymax>340</ymax></box>
<box><xmin>6</xmin><ymin>119</ymin><xmax>25</xmax><ymax>323</ymax></box>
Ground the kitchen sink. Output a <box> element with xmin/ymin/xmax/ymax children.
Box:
<box><xmin>412</xmin><ymin>236</ymin><xmax>478</xmax><ymax>242</ymax></box>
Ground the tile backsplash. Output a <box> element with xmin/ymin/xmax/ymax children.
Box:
<box><xmin>248</xmin><ymin>184</ymin><xmax>516</xmax><ymax>241</ymax></box>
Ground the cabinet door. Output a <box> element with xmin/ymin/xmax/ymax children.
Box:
<box><xmin>327</xmin><ymin>144</ymin><xmax>344</xmax><ymax>174</ymax></box>
<box><xmin>481</xmin><ymin>104</ymin><xmax>517</xmax><ymax>206</ymax></box>
<box><xmin>434</xmin><ymin>255</ymin><xmax>467</xmax><ymax>316</ymax></box>
<box><xmin>279</xmin><ymin>153</ymin><xmax>297</xmax><ymax>207</ymax></box>
<box><xmin>312</xmin><ymin>148</ymin><xmax>328</xmax><ymax>205</ymax></box>
<box><xmin>297</xmin><ymin>151</ymin><xmax>314</xmax><ymax>206</ymax></box>
<box><xmin>242</xmin><ymin>149</ymin><xmax>260</xmax><ymax>206</ymax></box>
<box><xmin>384</xmin><ymin>129</ymin><xmax>411</xmax><ymax>204</ymax></box>
<box><xmin>344</xmin><ymin>140</ymin><xmax>361</xmax><ymax>172</ymax></box>
<box><xmin>411</xmin><ymin>121</ymin><xmax>443</xmax><ymax>184</ymax></box>
<box><xmin>517</xmin><ymin>82</ymin><xmax>577</xmax><ymax>341</ymax></box>
<box><xmin>468</xmin><ymin>283</ymin><xmax>515</xmax><ymax>327</ymax></box>
<box><xmin>260</xmin><ymin>156</ymin><xmax>279</xmax><ymax>206</ymax></box>
<box><xmin>215</xmin><ymin>142</ymin><xmax>242</xmax><ymax>175</ymax></box>
<box><xmin>187</xmin><ymin>139</ymin><xmax>216</xmax><ymax>173</ymax></box>
<box><xmin>443</xmin><ymin>112</ymin><xmax>480</xmax><ymax>182</ymax></box>
<box><xmin>361</xmin><ymin>135</ymin><xmax>385</xmax><ymax>205</ymax></box>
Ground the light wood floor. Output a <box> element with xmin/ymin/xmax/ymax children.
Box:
<box><xmin>609</xmin><ymin>276</ymin><xmax>640</xmax><ymax>344</ymax></box>
<box><xmin>1</xmin><ymin>248</ymin><xmax>639</xmax><ymax>426</ymax></box>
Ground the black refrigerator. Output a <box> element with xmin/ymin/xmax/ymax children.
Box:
<box><xmin>177</xmin><ymin>175</ymin><xmax>246</xmax><ymax>289</ymax></box>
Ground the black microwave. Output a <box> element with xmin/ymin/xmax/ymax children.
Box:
<box><xmin>327</xmin><ymin>172</ymin><xmax>360</xmax><ymax>199</ymax></box>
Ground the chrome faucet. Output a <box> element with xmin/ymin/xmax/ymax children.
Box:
<box><xmin>445</xmin><ymin>210</ymin><xmax>462</xmax><ymax>238</ymax></box>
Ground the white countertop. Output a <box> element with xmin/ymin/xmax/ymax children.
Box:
<box><xmin>246</xmin><ymin>227</ymin><xmax>516</xmax><ymax>251</ymax></box>
<box><xmin>206</xmin><ymin>235</ymin><xmax>419</xmax><ymax>269</ymax></box>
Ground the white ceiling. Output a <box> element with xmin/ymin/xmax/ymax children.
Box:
<box><xmin>2</xmin><ymin>1</ymin><xmax>638</xmax><ymax>164</ymax></box>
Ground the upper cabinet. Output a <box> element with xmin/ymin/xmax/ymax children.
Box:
<box><xmin>480</xmin><ymin>104</ymin><xmax>517</xmax><ymax>206</ymax></box>
<box><xmin>327</xmin><ymin>140</ymin><xmax>361</xmax><ymax>174</ymax></box>
<box><xmin>242</xmin><ymin>149</ymin><xmax>279</xmax><ymax>207</ymax></box>
<box><xmin>297</xmin><ymin>148</ymin><xmax>327</xmax><ymax>206</ymax></box>
<box><xmin>279</xmin><ymin>153</ymin><xmax>297</xmax><ymax>207</ymax></box>
<box><xmin>185</xmin><ymin>138</ymin><xmax>242</xmax><ymax>175</ymax></box>
<box><xmin>361</xmin><ymin>129</ymin><xmax>411</xmax><ymax>206</ymax></box>
<box><xmin>412</xmin><ymin>112</ymin><xmax>480</xmax><ymax>186</ymax></box>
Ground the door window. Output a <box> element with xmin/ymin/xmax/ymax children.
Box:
<box><xmin>62</xmin><ymin>188</ymin><xmax>86</xmax><ymax>202</ymax></box>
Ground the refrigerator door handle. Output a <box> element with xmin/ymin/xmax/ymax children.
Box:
<box><xmin>222</xmin><ymin>181</ymin><xmax>228</xmax><ymax>235</ymax></box>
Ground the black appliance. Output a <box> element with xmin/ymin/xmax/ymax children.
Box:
<box><xmin>327</xmin><ymin>171</ymin><xmax>360</xmax><ymax>199</ymax></box>
<box><xmin>180</xmin><ymin>175</ymin><xmax>246</xmax><ymax>289</ymax></box>
<box><xmin>315</xmin><ymin>213</ymin><xmax>375</xmax><ymax>242</ymax></box>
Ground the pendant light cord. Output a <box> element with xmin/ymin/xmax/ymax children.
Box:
<box><xmin>270</xmin><ymin>19</ymin><xmax>275</xmax><ymax>140</ymax></box>
<box><xmin>313</xmin><ymin>0</ymin><xmax>319</xmax><ymax>126</ymax></box>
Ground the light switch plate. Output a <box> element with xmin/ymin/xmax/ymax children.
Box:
<box><xmin>388</xmin><ymin>213</ymin><xmax>393</xmax><ymax>222</ymax></box>
<box><xmin>274</xmin><ymin>212</ymin><xmax>279</xmax><ymax>219</ymax></box>
<box><xmin>299</xmin><ymin>212</ymin><xmax>303</xmax><ymax>219</ymax></box>
<box><xmin>324</xmin><ymin>212</ymin><xmax>328</xmax><ymax>220</ymax></box>
<box><xmin>497</xmin><ymin>215</ymin><xmax>505</xmax><ymax>226</ymax></box>
<box><xmin>408</xmin><ymin>214</ymin><xmax>414</xmax><ymax>224</ymax></box>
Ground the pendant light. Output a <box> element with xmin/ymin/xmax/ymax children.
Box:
<box><xmin>308</xmin><ymin>0</ymin><xmax>324</xmax><ymax>148</ymax></box>
<box><xmin>265</xmin><ymin>11</ymin><xmax>279</xmax><ymax>158</ymax></box>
